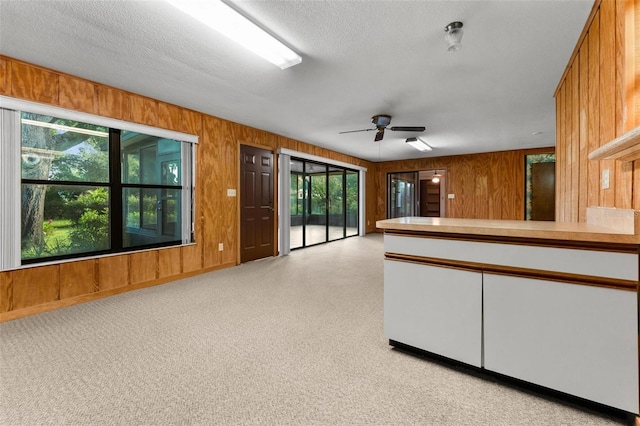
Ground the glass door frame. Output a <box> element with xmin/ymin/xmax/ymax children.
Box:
<box><xmin>294</xmin><ymin>159</ymin><xmax>358</xmax><ymax>249</ymax></box>
<box><xmin>387</xmin><ymin>171</ymin><xmax>419</xmax><ymax>218</ymax></box>
<box><xmin>278</xmin><ymin>149</ymin><xmax>365</xmax><ymax>256</ymax></box>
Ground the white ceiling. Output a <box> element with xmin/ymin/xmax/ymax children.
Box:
<box><xmin>0</xmin><ymin>0</ymin><xmax>592</xmax><ymax>162</ymax></box>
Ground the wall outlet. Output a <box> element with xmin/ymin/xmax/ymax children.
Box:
<box><xmin>601</xmin><ymin>169</ymin><xmax>610</xmax><ymax>190</ymax></box>
<box><xmin>227</xmin><ymin>188</ymin><xmax>237</xmax><ymax>197</ymax></box>
<box><xmin>218</xmin><ymin>243</ymin><xmax>224</xmax><ymax>251</ymax></box>
<box><xmin>447</xmin><ymin>194</ymin><xmax>455</xmax><ymax>199</ymax></box>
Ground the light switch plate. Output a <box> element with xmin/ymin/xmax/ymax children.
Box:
<box><xmin>601</xmin><ymin>169</ymin><xmax>610</xmax><ymax>190</ymax></box>
<box><xmin>227</xmin><ymin>189</ymin><xmax>237</xmax><ymax>197</ymax></box>
<box><xmin>447</xmin><ymin>194</ymin><xmax>455</xmax><ymax>199</ymax></box>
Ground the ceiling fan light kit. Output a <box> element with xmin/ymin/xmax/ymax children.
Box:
<box><xmin>445</xmin><ymin>21</ymin><xmax>464</xmax><ymax>52</ymax></box>
<box><xmin>406</xmin><ymin>137</ymin><xmax>432</xmax><ymax>152</ymax></box>
<box><xmin>372</xmin><ymin>114</ymin><xmax>392</xmax><ymax>127</ymax></box>
<box><xmin>340</xmin><ymin>115</ymin><xmax>426</xmax><ymax>142</ymax></box>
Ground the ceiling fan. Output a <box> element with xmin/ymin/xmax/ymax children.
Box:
<box><xmin>339</xmin><ymin>114</ymin><xmax>426</xmax><ymax>142</ymax></box>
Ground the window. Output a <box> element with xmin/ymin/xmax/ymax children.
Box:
<box><xmin>121</xmin><ymin>132</ymin><xmax>184</xmax><ymax>248</ymax></box>
<box><xmin>1</xmin><ymin>102</ymin><xmax>195</xmax><ymax>269</ymax></box>
<box><xmin>20</xmin><ymin>113</ymin><xmax>111</xmax><ymax>261</ymax></box>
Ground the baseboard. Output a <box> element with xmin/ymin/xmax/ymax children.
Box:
<box><xmin>0</xmin><ymin>261</ymin><xmax>236</xmax><ymax>322</ymax></box>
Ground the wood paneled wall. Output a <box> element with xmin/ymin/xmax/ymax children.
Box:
<box><xmin>373</xmin><ymin>148</ymin><xmax>553</xmax><ymax>222</ymax></box>
<box><xmin>0</xmin><ymin>56</ymin><xmax>374</xmax><ymax>320</ymax></box>
<box><xmin>555</xmin><ymin>0</ymin><xmax>640</xmax><ymax>221</ymax></box>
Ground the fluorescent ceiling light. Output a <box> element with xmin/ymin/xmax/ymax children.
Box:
<box><xmin>406</xmin><ymin>137</ymin><xmax>432</xmax><ymax>152</ymax></box>
<box><xmin>166</xmin><ymin>0</ymin><xmax>302</xmax><ymax>70</ymax></box>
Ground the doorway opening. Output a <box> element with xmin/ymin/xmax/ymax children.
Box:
<box><xmin>419</xmin><ymin>170</ymin><xmax>446</xmax><ymax>217</ymax></box>
<box><xmin>387</xmin><ymin>169</ymin><xmax>446</xmax><ymax>218</ymax></box>
<box><xmin>525</xmin><ymin>153</ymin><xmax>555</xmax><ymax>221</ymax></box>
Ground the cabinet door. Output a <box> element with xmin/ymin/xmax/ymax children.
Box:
<box><xmin>384</xmin><ymin>260</ymin><xmax>482</xmax><ymax>367</ymax></box>
<box><xmin>483</xmin><ymin>273</ymin><xmax>639</xmax><ymax>414</ymax></box>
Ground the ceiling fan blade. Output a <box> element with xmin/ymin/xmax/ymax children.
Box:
<box><xmin>389</xmin><ymin>126</ymin><xmax>426</xmax><ymax>132</ymax></box>
<box><xmin>374</xmin><ymin>128</ymin><xmax>385</xmax><ymax>142</ymax></box>
<box><xmin>338</xmin><ymin>128</ymin><xmax>376</xmax><ymax>134</ymax></box>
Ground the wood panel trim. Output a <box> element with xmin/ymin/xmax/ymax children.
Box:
<box><xmin>0</xmin><ymin>58</ymin><xmax>11</xmax><ymax>96</ymax></box>
<box><xmin>623</xmin><ymin>0</ymin><xmax>637</xmax><ymax>131</ymax></box>
<box><xmin>557</xmin><ymin>83</ymin><xmax>566</xmax><ymax>221</ymax></box>
<box><xmin>383</xmin><ymin>230</ymin><xmax>639</xmax><ymax>253</ymax></box>
<box><xmin>600</xmin><ymin>0</ymin><xmax>617</xmax><ymax>208</ymax></box>
<box><xmin>384</xmin><ymin>253</ymin><xmax>637</xmax><ymax>292</ymax></box>
<box><xmin>555</xmin><ymin>0</ymin><xmax>603</xmax><ymax>96</ymax></box>
<box><xmin>571</xmin><ymin>62</ymin><xmax>580</xmax><ymax>221</ymax></box>
<box><xmin>0</xmin><ymin>261</ymin><xmax>236</xmax><ymax>323</ymax></box>
<box><xmin>239</xmin><ymin>140</ymin><xmax>276</xmax><ymax>152</ymax></box>
<box><xmin>587</xmin><ymin>14</ymin><xmax>602</xmax><ymax>210</ymax></box>
<box><xmin>10</xmin><ymin>61</ymin><xmax>59</xmax><ymax>105</ymax></box>
<box><xmin>579</xmin><ymin>41</ymin><xmax>590</xmax><ymax>222</ymax></box>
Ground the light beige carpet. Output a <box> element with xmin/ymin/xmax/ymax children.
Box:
<box><xmin>0</xmin><ymin>234</ymin><xmax>629</xmax><ymax>425</ymax></box>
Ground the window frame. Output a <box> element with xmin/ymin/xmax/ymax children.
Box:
<box><xmin>0</xmin><ymin>96</ymin><xmax>198</xmax><ymax>271</ymax></box>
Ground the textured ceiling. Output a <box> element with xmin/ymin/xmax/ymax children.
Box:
<box><xmin>0</xmin><ymin>0</ymin><xmax>592</xmax><ymax>162</ymax></box>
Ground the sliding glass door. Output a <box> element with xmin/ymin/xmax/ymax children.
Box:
<box><xmin>345</xmin><ymin>170</ymin><xmax>358</xmax><ymax>237</ymax></box>
<box><xmin>290</xmin><ymin>159</ymin><xmax>305</xmax><ymax>249</ymax></box>
<box><xmin>328</xmin><ymin>166</ymin><xmax>344</xmax><ymax>242</ymax></box>
<box><xmin>306</xmin><ymin>162</ymin><xmax>327</xmax><ymax>246</ymax></box>
<box><xmin>290</xmin><ymin>159</ymin><xmax>359</xmax><ymax>250</ymax></box>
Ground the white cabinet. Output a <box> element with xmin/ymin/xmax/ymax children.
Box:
<box><xmin>384</xmin><ymin>260</ymin><xmax>482</xmax><ymax>367</ymax></box>
<box><xmin>382</xmin><ymin>231</ymin><xmax>639</xmax><ymax>415</ymax></box>
<box><xmin>483</xmin><ymin>273</ymin><xmax>639</xmax><ymax>413</ymax></box>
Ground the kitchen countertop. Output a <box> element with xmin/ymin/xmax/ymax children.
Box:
<box><xmin>376</xmin><ymin>217</ymin><xmax>640</xmax><ymax>245</ymax></box>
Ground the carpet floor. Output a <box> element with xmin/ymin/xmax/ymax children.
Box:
<box><xmin>0</xmin><ymin>234</ymin><xmax>629</xmax><ymax>425</ymax></box>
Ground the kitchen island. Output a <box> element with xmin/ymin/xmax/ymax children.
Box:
<box><xmin>377</xmin><ymin>214</ymin><xmax>639</xmax><ymax>416</ymax></box>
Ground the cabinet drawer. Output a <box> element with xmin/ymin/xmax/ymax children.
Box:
<box><xmin>384</xmin><ymin>235</ymin><xmax>637</xmax><ymax>281</ymax></box>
